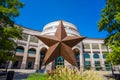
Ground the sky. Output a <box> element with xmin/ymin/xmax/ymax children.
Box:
<box><xmin>15</xmin><ymin>0</ymin><xmax>107</xmax><ymax>38</ymax></box>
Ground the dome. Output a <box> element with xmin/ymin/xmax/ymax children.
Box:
<box><xmin>41</xmin><ymin>20</ymin><xmax>80</xmax><ymax>36</ymax></box>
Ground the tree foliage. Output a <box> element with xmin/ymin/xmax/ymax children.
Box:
<box><xmin>106</xmin><ymin>41</ymin><xmax>120</xmax><ymax>65</ymax></box>
<box><xmin>98</xmin><ymin>0</ymin><xmax>120</xmax><ymax>65</ymax></box>
<box><xmin>0</xmin><ymin>0</ymin><xmax>24</xmax><ymax>63</ymax></box>
<box><xmin>98</xmin><ymin>0</ymin><xmax>120</xmax><ymax>44</ymax></box>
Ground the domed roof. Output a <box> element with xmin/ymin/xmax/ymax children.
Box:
<box><xmin>43</xmin><ymin>20</ymin><xmax>78</xmax><ymax>31</ymax></box>
<box><xmin>42</xmin><ymin>20</ymin><xmax>80</xmax><ymax>36</ymax></box>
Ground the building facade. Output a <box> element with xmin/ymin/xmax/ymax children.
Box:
<box><xmin>2</xmin><ymin>20</ymin><xmax>111</xmax><ymax>70</ymax></box>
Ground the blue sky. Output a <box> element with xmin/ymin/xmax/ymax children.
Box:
<box><xmin>16</xmin><ymin>0</ymin><xmax>107</xmax><ymax>38</ymax></box>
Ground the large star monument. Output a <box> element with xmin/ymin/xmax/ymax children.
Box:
<box><xmin>36</xmin><ymin>21</ymin><xmax>86</xmax><ymax>67</ymax></box>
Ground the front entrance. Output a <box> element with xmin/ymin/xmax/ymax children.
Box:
<box><xmin>54</xmin><ymin>56</ymin><xmax>64</xmax><ymax>68</ymax></box>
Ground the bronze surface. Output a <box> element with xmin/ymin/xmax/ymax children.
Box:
<box><xmin>36</xmin><ymin>21</ymin><xmax>86</xmax><ymax>66</ymax></box>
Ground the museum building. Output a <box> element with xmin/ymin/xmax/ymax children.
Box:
<box><xmin>2</xmin><ymin>20</ymin><xmax>111</xmax><ymax>70</ymax></box>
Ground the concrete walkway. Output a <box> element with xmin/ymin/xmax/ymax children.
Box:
<box><xmin>0</xmin><ymin>72</ymin><xmax>31</xmax><ymax>80</ymax></box>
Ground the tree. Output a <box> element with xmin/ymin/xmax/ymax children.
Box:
<box><xmin>98</xmin><ymin>0</ymin><xmax>120</xmax><ymax>44</ymax></box>
<box><xmin>106</xmin><ymin>41</ymin><xmax>120</xmax><ymax>65</ymax></box>
<box><xmin>0</xmin><ymin>0</ymin><xmax>24</xmax><ymax>65</ymax></box>
<box><xmin>98</xmin><ymin>0</ymin><xmax>120</xmax><ymax>66</ymax></box>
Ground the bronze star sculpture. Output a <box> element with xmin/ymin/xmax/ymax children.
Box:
<box><xmin>36</xmin><ymin>21</ymin><xmax>86</xmax><ymax>66</ymax></box>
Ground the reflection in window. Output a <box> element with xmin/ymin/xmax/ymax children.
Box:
<box><xmin>84</xmin><ymin>61</ymin><xmax>91</xmax><ymax>70</ymax></box>
<box><xmin>28</xmin><ymin>48</ymin><xmax>36</xmax><ymax>54</ymax></box>
<box><xmin>103</xmin><ymin>54</ymin><xmax>106</xmax><ymax>59</ymax></box>
<box><xmin>93</xmin><ymin>53</ymin><xmax>99</xmax><ymax>59</ymax></box>
<box><xmin>105</xmin><ymin>61</ymin><xmax>111</xmax><ymax>71</ymax></box>
<box><xmin>84</xmin><ymin>53</ymin><xmax>90</xmax><ymax>58</ymax></box>
<box><xmin>16</xmin><ymin>46</ymin><xmax>24</xmax><ymax>53</ymax></box>
<box><xmin>55</xmin><ymin>56</ymin><xmax>64</xmax><ymax>67</ymax></box>
<box><xmin>95</xmin><ymin>61</ymin><xmax>101</xmax><ymax>70</ymax></box>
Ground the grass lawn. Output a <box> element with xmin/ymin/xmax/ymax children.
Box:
<box><xmin>26</xmin><ymin>73</ymin><xmax>47</xmax><ymax>80</ymax></box>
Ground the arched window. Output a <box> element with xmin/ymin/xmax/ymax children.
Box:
<box><xmin>55</xmin><ymin>56</ymin><xmax>64</xmax><ymax>67</ymax></box>
<box><xmin>16</xmin><ymin>46</ymin><xmax>24</xmax><ymax>53</ymax></box>
<box><xmin>28</xmin><ymin>48</ymin><xmax>36</xmax><ymax>54</ymax></box>
<box><xmin>93</xmin><ymin>53</ymin><xmax>99</xmax><ymax>59</ymax></box>
<box><xmin>39</xmin><ymin>47</ymin><xmax>47</xmax><ymax>69</ymax></box>
<box><xmin>103</xmin><ymin>54</ymin><xmax>106</xmax><ymax>59</ymax></box>
<box><xmin>73</xmin><ymin>48</ymin><xmax>80</xmax><ymax>68</ymax></box>
<box><xmin>84</xmin><ymin>53</ymin><xmax>90</xmax><ymax>58</ymax></box>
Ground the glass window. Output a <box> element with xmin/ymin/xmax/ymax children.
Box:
<box><xmin>105</xmin><ymin>62</ymin><xmax>111</xmax><ymax>71</ymax></box>
<box><xmin>92</xmin><ymin>43</ymin><xmax>99</xmax><ymax>49</ymax></box>
<box><xmin>39</xmin><ymin>47</ymin><xmax>47</xmax><ymax>69</ymax></box>
<box><xmin>28</xmin><ymin>48</ymin><xmax>36</xmax><ymax>54</ymax></box>
<box><xmin>83</xmin><ymin>43</ymin><xmax>90</xmax><ymax>49</ymax></box>
<box><xmin>95</xmin><ymin>61</ymin><xmax>101</xmax><ymax>70</ymax></box>
<box><xmin>84</xmin><ymin>53</ymin><xmax>90</xmax><ymax>58</ymax></box>
<box><xmin>84</xmin><ymin>61</ymin><xmax>91</xmax><ymax>70</ymax></box>
<box><xmin>22</xmin><ymin>33</ymin><xmax>28</xmax><ymax>41</ymax></box>
<box><xmin>27</xmin><ymin>61</ymin><xmax>33</xmax><ymax>69</ymax></box>
<box><xmin>75</xmin><ymin>53</ymin><xmax>80</xmax><ymax>60</ymax></box>
<box><xmin>103</xmin><ymin>54</ymin><xmax>106</xmax><ymax>59</ymax></box>
<box><xmin>12</xmin><ymin>61</ymin><xmax>19</xmax><ymax>69</ymax></box>
<box><xmin>55</xmin><ymin>56</ymin><xmax>64</xmax><ymax>67</ymax></box>
<box><xmin>30</xmin><ymin>35</ymin><xmax>39</xmax><ymax>43</ymax></box>
<box><xmin>16</xmin><ymin>46</ymin><xmax>24</xmax><ymax>53</ymax></box>
<box><xmin>93</xmin><ymin>53</ymin><xmax>99</xmax><ymax>59</ymax></box>
<box><xmin>101</xmin><ymin>44</ymin><xmax>107</xmax><ymax>49</ymax></box>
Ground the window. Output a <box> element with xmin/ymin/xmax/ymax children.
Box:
<box><xmin>12</xmin><ymin>61</ymin><xmax>19</xmax><ymax>69</ymax></box>
<box><xmin>55</xmin><ymin>56</ymin><xmax>64</xmax><ymax>67</ymax></box>
<box><xmin>92</xmin><ymin>43</ymin><xmax>99</xmax><ymax>49</ymax></box>
<box><xmin>22</xmin><ymin>33</ymin><xmax>28</xmax><ymax>41</ymax></box>
<box><xmin>83</xmin><ymin>43</ymin><xmax>90</xmax><ymax>49</ymax></box>
<box><xmin>39</xmin><ymin>47</ymin><xmax>47</xmax><ymax>69</ymax></box>
<box><xmin>84</xmin><ymin>61</ymin><xmax>91</xmax><ymax>70</ymax></box>
<box><xmin>28</xmin><ymin>48</ymin><xmax>36</xmax><ymax>54</ymax></box>
<box><xmin>101</xmin><ymin>44</ymin><xmax>107</xmax><ymax>49</ymax></box>
<box><xmin>16</xmin><ymin>46</ymin><xmax>24</xmax><ymax>53</ymax></box>
<box><xmin>95</xmin><ymin>61</ymin><xmax>101</xmax><ymax>70</ymax></box>
<box><xmin>75</xmin><ymin>54</ymin><xmax>80</xmax><ymax>59</ymax></box>
<box><xmin>84</xmin><ymin>53</ymin><xmax>90</xmax><ymax>58</ymax></box>
<box><xmin>105</xmin><ymin>62</ymin><xmax>111</xmax><ymax>71</ymax></box>
<box><xmin>103</xmin><ymin>54</ymin><xmax>106</xmax><ymax>59</ymax></box>
<box><xmin>27</xmin><ymin>61</ymin><xmax>33</xmax><ymax>69</ymax></box>
<box><xmin>93</xmin><ymin>53</ymin><xmax>99</xmax><ymax>59</ymax></box>
<box><xmin>30</xmin><ymin>35</ymin><xmax>39</xmax><ymax>43</ymax></box>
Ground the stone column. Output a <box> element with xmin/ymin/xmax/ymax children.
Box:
<box><xmin>21</xmin><ymin>35</ymin><xmax>30</xmax><ymax>69</ymax></box>
<box><xmin>99</xmin><ymin>43</ymin><xmax>105</xmax><ymax>70</ymax></box>
<box><xmin>34</xmin><ymin>40</ymin><xmax>41</xmax><ymax>70</ymax></box>
<box><xmin>80</xmin><ymin>43</ymin><xmax>84</xmax><ymax>70</ymax></box>
<box><xmin>90</xmin><ymin>43</ymin><xmax>95</xmax><ymax>69</ymax></box>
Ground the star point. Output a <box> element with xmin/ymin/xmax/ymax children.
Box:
<box><xmin>36</xmin><ymin>21</ymin><xmax>86</xmax><ymax>67</ymax></box>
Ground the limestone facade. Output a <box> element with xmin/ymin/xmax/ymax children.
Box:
<box><xmin>6</xmin><ymin>21</ymin><xmax>110</xmax><ymax>71</ymax></box>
